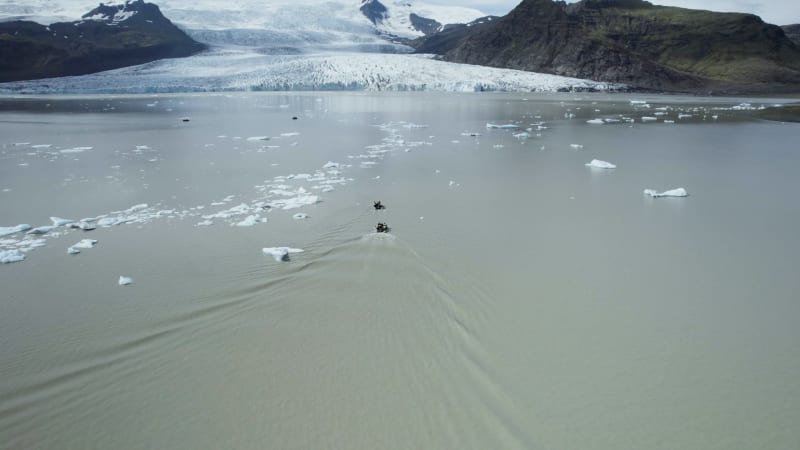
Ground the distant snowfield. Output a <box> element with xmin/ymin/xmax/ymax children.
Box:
<box><xmin>0</xmin><ymin>49</ymin><xmax>621</xmax><ymax>94</ymax></box>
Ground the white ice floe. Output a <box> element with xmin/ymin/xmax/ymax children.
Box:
<box><xmin>50</xmin><ymin>216</ymin><xmax>73</xmax><ymax>226</ymax></box>
<box><xmin>26</xmin><ymin>225</ymin><xmax>55</xmax><ymax>235</ymax></box>
<box><xmin>73</xmin><ymin>238</ymin><xmax>98</xmax><ymax>249</ymax></box>
<box><xmin>247</xmin><ymin>136</ymin><xmax>270</xmax><ymax>141</ymax></box>
<box><xmin>60</xmin><ymin>146</ymin><xmax>92</xmax><ymax>153</ymax></box>
<box><xmin>262</xmin><ymin>246</ymin><xmax>304</xmax><ymax>262</ymax></box>
<box><xmin>513</xmin><ymin>132</ymin><xmax>530</xmax><ymax>140</ymax></box>
<box><xmin>235</xmin><ymin>215</ymin><xmax>264</xmax><ymax>227</ymax></box>
<box><xmin>322</xmin><ymin>161</ymin><xmax>339</xmax><ymax>169</ymax></box>
<box><xmin>118</xmin><ymin>276</ymin><xmax>133</xmax><ymax>286</ymax></box>
<box><xmin>0</xmin><ymin>249</ymin><xmax>25</xmax><ymax>263</ymax></box>
<box><xmin>0</xmin><ymin>224</ymin><xmax>32</xmax><ymax>237</ymax></box>
<box><xmin>644</xmin><ymin>188</ymin><xmax>689</xmax><ymax>198</ymax></box>
<box><xmin>641</xmin><ymin>116</ymin><xmax>658</xmax><ymax>122</ymax></box>
<box><xmin>67</xmin><ymin>247</ymin><xmax>80</xmax><ymax>255</ymax></box>
<box><xmin>570</xmin><ymin>144</ymin><xmax>584</xmax><ymax>149</ymax></box>
<box><xmin>292</xmin><ymin>213</ymin><xmax>309</xmax><ymax>220</ymax></box>
<box><xmin>270</xmin><ymin>194</ymin><xmax>319</xmax><ymax>210</ymax></box>
<box><xmin>585</xmin><ymin>159</ymin><xmax>616</xmax><ymax>169</ymax></box>
<box><xmin>586</xmin><ymin>119</ymin><xmax>605</xmax><ymax>124</ymax></box>
<box><xmin>486</xmin><ymin>123</ymin><xmax>518</xmax><ymax>129</ymax></box>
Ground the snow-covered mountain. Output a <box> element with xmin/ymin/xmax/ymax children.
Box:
<box><xmin>0</xmin><ymin>0</ymin><xmax>484</xmax><ymax>49</ymax></box>
<box><xmin>0</xmin><ymin>0</ymin><xmax>619</xmax><ymax>92</ymax></box>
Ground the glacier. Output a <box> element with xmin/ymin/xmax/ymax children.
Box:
<box><xmin>0</xmin><ymin>0</ymin><xmax>623</xmax><ymax>93</ymax></box>
<box><xmin>0</xmin><ymin>49</ymin><xmax>621</xmax><ymax>94</ymax></box>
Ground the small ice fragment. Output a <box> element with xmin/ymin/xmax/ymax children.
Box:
<box><xmin>262</xmin><ymin>247</ymin><xmax>304</xmax><ymax>262</ymax></box>
<box><xmin>513</xmin><ymin>132</ymin><xmax>530</xmax><ymax>139</ymax></box>
<box><xmin>486</xmin><ymin>123</ymin><xmax>518</xmax><ymax>129</ymax></box>
<box><xmin>73</xmin><ymin>239</ymin><xmax>98</xmax><ymax>249</ymax></box>
<box><xmin>678</xmin><ymin>114</ymin><xmax>692</xmax><ymax>119</ymax></box>
<box><xmin>586</xmin><ymin>119</ymin><xmax>605</xmax><ymax>124</ymax></box>
<box><xmin>664</xmin><ymin>120</ymin><xmax>675</xmax><ymax>124</ymax></box>
<box><xmin>322</xmin><ymin>161</ymin><xmax>339</xmax><ymax>169</ymax></box>
<box><xmin>641</xmin><ymin>116</ymin><xmax>658</xmax><ymax>122</ymax></box>
<box><xmin>196</xmin><ymin>220</ymin><xmax>213</xmax><ymax>227</ymax></box>
<box><xmin>0</xmin><ymin>249</ymin><xmax>25</xmax><ymax>263</ymax></box>
<box><xmin>235</xmin><ymin>215</ymin><xmax>261</xmax><ymax>227</ymax></box>
<box><xmin>50</xmin><ymin>217</ymin><xmax>73</xmax><ymax>227</ymax></box>
<box><xmin>67</xmin><ymin>247</ymin><xmax>80</xmax><ymax>255</ymax></box>
<box><xmin>247</xmin><ymin>136</ymin><xmax>270</xmax><ymax>141</ymax></box>
<box><xmin>585</xmin><ymin>159</ymin><xmax>617</xmax><ymax>169</ymax></box>
<box><xmin>27</xmin><ymin>226</ymin><xmax>55</xmax><ymax>235</ymax></box>
<box><xmin>449</xmin><ymin>180</ymin><xmax>455</xmax><ymax>186</ymax></box>
<box><xmin>293</xmin><ymin>213</ymin><xmax>309</xmax><ymax>220</ymax></box>
<box><xmin>570</xmin><ymin>144</ymin><xmax>584</xmax><ymax>149</ymax></box>
<box><xmin>0</xmin><ymin>224</ymin><xmax>32</xmax><ymax>237</ymax></box>
<box><xmin>118</xmin><ymin>276</ymin><xmax>133</xmax><ymax>286</ymax></box>
<box><xmin>643</xmin><ymin>188</ymin><xmax>688</xmax><ymax>198</ymax></box>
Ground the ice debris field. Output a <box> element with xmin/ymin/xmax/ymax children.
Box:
<box><xmin>0</xmin><ymin>97</ymin><xmax>783</xmax><ymax>269</ymax></box>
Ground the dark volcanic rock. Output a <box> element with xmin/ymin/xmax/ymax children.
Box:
<box><xmin>0</xmin><ymin>0</ymin><xmax>205</xmax><ymax>83</ymax></box>
<box><xmin>409</xmin><ymin>13</ymin><xmax>442</xmax><ymax>36</ymax></box>
<box><xmin>783</xmin><ymin>24</ymin><xmax>800</xmax><ymax>46</ymax></box>
<box><xmin>360</xmin><ymin>0</ymin><xmax>388</xmax><ymax>25</ymax></box>
<box><xmin>415</xmin><ymin>0</ymin><xmax>800</xmax><ymax>94</ymax></box>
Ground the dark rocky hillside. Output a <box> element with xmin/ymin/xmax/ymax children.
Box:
<box><xmin>415</xmin><ymin>0</ymin><xmax>800</xmax><ymax>94</ymax></box>
<box><xmin>783</xmin><ymin>24</ymin><xmax>800</xmax><ymax>46</ymax></box>
<box><xmin>0</xmin><ymin>0</ymin><xmax>205</xmax><ymax>82</ymax></box>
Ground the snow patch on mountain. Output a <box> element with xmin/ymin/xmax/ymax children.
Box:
<box><xmin>369</xmin><ymin>0</ymin><xmax>485</xmax><ymax>38</ymax></box>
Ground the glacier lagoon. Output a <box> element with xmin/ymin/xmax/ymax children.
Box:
<box><xmin>1</xmin><ymin>91</ymin><xmax>800</xmax><ymax>449</ymax></box>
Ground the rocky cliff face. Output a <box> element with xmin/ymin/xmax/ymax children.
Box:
<box><xmin>783</xmin><ymin>24</ymin><xmax>800</xmax><ymax>46</ymax></box>
<box><xmin>415</xmin><ymin>0</ymin><xmax>800</xmax><ymax>94</ymax></box>
<box><xmin>0</xmin><ymin>0</ymin><xmax>205</xmax><ymax>82</ymax></box>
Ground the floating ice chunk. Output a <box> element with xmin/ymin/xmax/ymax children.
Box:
<box><xmin>280</xmin><ymin>132</ymin><xmax>300</xmax><ymax>137</ymax></box>
<box><xmin>641</xmin><ymin>116</ymin><xmax>658</xmax><ymax>122</ymax></box>
<box><xmin>0</xmin><ymin>224</ymin><xmax>32</xmax><ymax>237</ymax></box>
<box><xmin>630</xmin><ymin>100</ymin><xmax>648</xmax><ymax>105</ymax></box>
<box><xmin>678</xmin><ymin>114</ymin><xmax>692</xmax><ymax>119</ymax></box>
<box><xmin>50</xmin><ymin>217</ymin><xmax>73</xmax><ymax>227</ymax></box>
<box><xmin>67</xmin><ymin>247</ymin><xmax>80</xmax><ymax>255</ymax></box>
<box><xmin>585</xmin><ymin>159</ymin><xmax>617</xmax><ymax>169</ymax></box>
<box><xmin>664</xmin><ymin>120</ymin><xmax>675</xmax><ymax>124</ymax></box>
<box><xmin>31</xmin><ymin>144</ymin><xmax>52</xmax><ymax>149</ymax></box>
<box><xmin>125</xmin><ymin>203</ymin><xmax>148</xmax><ymax>214</ymax></box>
<box><xmin>322</xmin><ymin>161</ymin><xmax>339</xmax><ymax>169</ymax></box>
<box><xmin>27</xmin><ymin>226</ymin><xmax>55</xmax><ymax>235</ymax></box>
<box><xmin>247</xmin><ymin>136</ymin><xmax>270</xmax><ymax>141</ymax></box>
<box><xmin>570</xmin><ymin>144</ymin><xmax>584</xmax><ymax>149</ymax></box>
<box><xmin>293</xmin><ymin>213</ymin><xmax>309</xmax><ymax>220</ymax></box>
<box><xmin>118</xmin><ymin>276</ymin><xmax>133</xmax><ymax>286</ymax></box>
<box><xmin>235</xmin><ymin>215</ymin><xmax>263</xmax><ymax>227</ymax></box>
<box><xmin>486</xmin><ymin>123</ymin><xmax>519</xmax><ymax>129</ymax></box>
<box><xmin>270</xmin><ymin>195</ymin><xmax>320</xmax><ymax>210</ymax></box>
<box><xmin>0</xmin><ymin>249</ymin><xmax>25</xmax><ymax>263</ymax></box>
<box><xmin>73</xmin><ymin>239</ymin><xmax>98</xmax><ymax>249</ymax></box>
<box><xmin>196</xmin><ymin>220</ymin><xmax>213</xmax><ymax>226</ymax></box>
<box><xmin>262</xmin><ymin>247</ymin><xmax>304</xmax><ymax>262</ymax></box>
<box><xmin>644</xmin><ymin>188</ymin><xmax>688</xmax><ymax>198</ymax></box>
<box><xmin>513</xmin><ymin>132</ymin><xmax>530</xmax><ymax>139</ymax></box>
<box><xmin>604</xmin><ymin>118</ymin><xmax>621</xmax><ymax>123</ymax></box>
<box><xmin>586</xmin><ymin>119</ymin><xmax>605</xmax><ymax>124</ymax></box>
<box><xmin>461</xmin><ymin>132</ymin><xmax>482</xmax><ymax>137</ymax></box>
<box><xmin>60</xmin><ymin>147</ymin><xmax>92</xmax><ymax>153</ymax></box>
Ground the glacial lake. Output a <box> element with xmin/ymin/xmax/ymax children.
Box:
<box><xmin>1</xmin><ymin>92</ymin><xmax>799</xmax><ymax>449</ymax></box>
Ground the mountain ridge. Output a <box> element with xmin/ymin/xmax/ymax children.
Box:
<box><xmin>0</xmin><ymin>0</ymin><xmax>204</xmax><ymax>82</ymax></box>
<box><xmin>415</xmin><ymin>0</ymin><xmax>800</xmax><ymax>94</ymax></box>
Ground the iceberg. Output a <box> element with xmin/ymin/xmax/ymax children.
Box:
<box><xmin>50</xmin><ymin>216</ymin><xmax>73</xmax><ymax>226</ymax></box>
<box><xmin>118</xmin><ymin>276</ymin><xmax>133</xmax><ymax>286</ymax></box>
<box><xmin>585</xmin><ymin>159</ymin><xmax>616</xmax><ymax>169</ymax></box>
<box><xmin>0</xmin><ymin>224</ymin><xmax>32</xmax><ymax>237</ymax></box>
<box><xmin>262</xmin><ymin>246</ymin><xmax>304</xmax><ymax>262</ymax></box>
<box><xmin>1</xmin><ymin>249</ymin><xmax>25</xmax><ymax>263</ymax></box>
<box><xmin>486</xmin><ymin>123</ymin><xmax>519</xmax><ymax>129</ymax></box>
<box><xmin>73</xmin><ymin>239</ymin><xmax>98</xmax><ymax>249</ymax></box>
<box><xmin>586</xmin><ymin>119</ymin><xmax>605</xmax><ymax>124</ymax></box>
<box><xmin>644</xmin><ymin>188</ymin><xmax>688</xmax><ymax>198</ymax></box>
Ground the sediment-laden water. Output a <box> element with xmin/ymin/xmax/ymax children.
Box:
<box><xmin>1</xmin><ymin>92</ymin><xmax>799</xmax><ymax>449</ymax></box>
